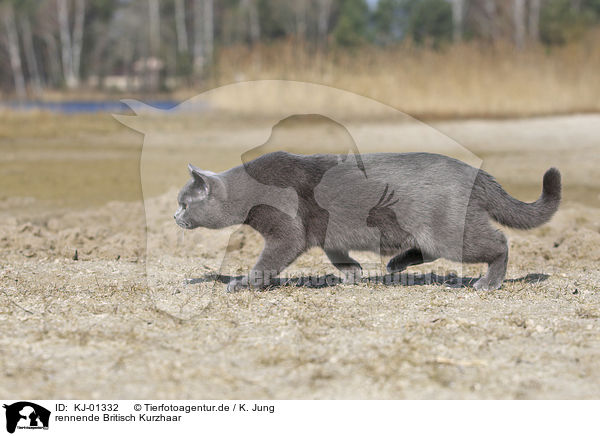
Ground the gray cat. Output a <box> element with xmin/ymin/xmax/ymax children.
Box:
<box><xmin>174</xmin><ymin>151</ymin><xmax>561</xmax><ymax>292</ymax></box>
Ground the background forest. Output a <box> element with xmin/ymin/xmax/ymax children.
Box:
<box><xmin>1</xmin><ymin>0</ymin><xmax>600</xmax><ymax>117</ymax></box>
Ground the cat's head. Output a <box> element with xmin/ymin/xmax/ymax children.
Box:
<box><xmin>174</xmin><ymin>164</ymin><xmax>229</xmax><ymax>229</ymax></box>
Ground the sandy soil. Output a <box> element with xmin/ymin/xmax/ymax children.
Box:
<box><xmin>1</xmin><ymin>113</ymin><xmax>599</xmax><ymax>399</ymax></box>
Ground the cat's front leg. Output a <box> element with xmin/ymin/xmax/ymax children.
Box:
<box><xmin>226</xmin><ymin>276</ymin><xmax>249</xmax><ymax>293</ymax></box>
<box><xmin>226</xmin><ymin>237</ymin><xmax>304</xmax><ymax>292</ymax></box>
<box><xmin>225</xmin><ymin>270</ymin><xmax>277</xmax><ymax>293</ymax></box>
<box><xmin>325</xmin><ymin>250</ymin><xmax>363</xmax><ymax>284</ymax></box>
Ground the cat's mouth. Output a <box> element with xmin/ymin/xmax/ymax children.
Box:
<box><xmin>175</xmin><ymin>220</ymin><xmax>193</xmax><ymax>229</ymax></box>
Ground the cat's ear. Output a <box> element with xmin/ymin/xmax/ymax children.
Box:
<box><xmin>188</xmin><ymin>163</ymin><xmax>199</xmax><ymax>177</ymax></box>
<box><xmin>188</xmin><ymin>163</ymin><xmax>217</xmax><ymax>195</ymax></box>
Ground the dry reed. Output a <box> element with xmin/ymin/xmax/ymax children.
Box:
<box><xmin>202</xmin><ymin>34</ymin><xmax>600</xmax><ymax>119</ymax></box>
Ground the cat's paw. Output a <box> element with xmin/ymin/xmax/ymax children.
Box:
<box><xmin>342</xmin><ymin>267</ymin><xmax>362</xmax><ymax>284</ymax></box>
<box><xmin>226</xmin><ymin>277</ymin><xmax>248</xmax><ymax>293</ymax></box>
<box><xmin>386</xmin><ymin>261</ymin><xmax>407</xmax><ymax>273</ymax></box>
<box><xmin>473</xmin><ymin>277</ymin><xmax>502</xmax><ymax>291</ymax></box>
<box><xmin>472</xmin><ymin>278</ymin><xmax>489</xmax><ymax>291</ymax></box>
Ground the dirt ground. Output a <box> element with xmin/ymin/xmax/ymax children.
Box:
<box><xmin>1</xmin><ymin>112</ymin><xmax>599</xmax><ymax>399</ymax></box>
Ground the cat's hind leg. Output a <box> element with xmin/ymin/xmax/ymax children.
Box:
<box><xmin>325</xmin><ymin>250</ymin><xmax>362</xmax><ymax>284</ymax></box>
<box><xmin>463</xmin><ymin>224</ymin><xmax>508</xmax><ymax>291</ymax></box>
<box><xmin>387</xmin><ymin>248</ymin><xmax>433</xmax><ymax>273</ymax></box>
<box><xmin>472</xmin><ymin>241</ymin><xmax>508</xmax><ymax>291</ymax></box>
<box><xmin>473</xmin><ymin>250</ymin><xmax>508</xmax><ymax>291</ymax></box>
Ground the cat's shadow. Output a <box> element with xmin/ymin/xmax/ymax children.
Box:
<box><xmin>184</xmin><ymin>272</ymin><xmax>549</xmax><ymax>290</ymax></box>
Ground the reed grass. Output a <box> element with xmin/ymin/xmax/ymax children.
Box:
<box><xmin>202</xmin><ymin>33</ymin><xmax>600</xmax><ymax>119</ymax></box>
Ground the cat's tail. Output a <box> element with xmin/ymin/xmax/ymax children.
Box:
<box><xmin>479</xmin><ymin>167</ymin><xmax>561</xmax><ymax>230</ymax></box>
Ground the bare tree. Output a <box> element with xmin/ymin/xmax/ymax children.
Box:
<box><xmin>72</xmin><ymin>0</ymin><xmax>84</xmax><ymax>84</ymax></box>
<box><xmin>1</xmin><ymin>2</ymin><xmax>26</xmax><ymax>99</ymax></box>
<box><xmin>483</xmin><ymin>0</ymin><xmax>498</xmax><ymax>42</ymax></box>
<box><xmin>148</xmin><ymin>0</ymin><xmax>160</xmax><ymax>57</ymax></box>
<box><xmin>193</xmin><ymin>0</ymin><xmax>203</xmax><ymax>73</ymax></box>
<box><xmin>57</xmin><ymin>0</ymin><xmax>85</xmax><ymax>88</ymax></box>
<box><xmin>87</xmin><ymin>19</ymin><xmax>112</xmax><ymax>89</ymax></box>
<box><xmin>513</xmin><ymin>0</ymin><xmax>526</xmax><ymax>49</ymax></box>
<box><xmin>470</xmin><ymin>0</ymin><xmax>499</xmax><ymax>42</ymax></box>
<box><xmin>528</xmin><ymin>0</ymin><xmax>541</xmax><ymax>41</ymax></box>
<box><xmin>42</xmin><ymin>31</ymin><xmax>62</xmax><ymax>88</ymax></box>
<box><xmin>242</xmin><ymin>0</ymin><xmax>260</xmax><ymax>45</ymax></box>
<box><xmin>36</xmin><ymin>1</ymin><xmax>61</xmax><ymax>87</ymax></box>
<box><xmin>19</xmin><ymin>13</ymin><xmax>43</xmax><ymax>95</ymax></box>
<box><xmin>105</xmin><ymin>2</ymin><xmax>141</xmax><ymax>90</ymax></box>
<box><xmin>174</xmin><ymin>0</ymin><xmax>188</xmax><ymax>53</ymax></box>
<box><xmin>57</xmin><ymin>0</ymin><xmax>73</xmax><ymax>85</ymax></box>
<box><xmin>193</xmin><ymin>0</ymin><xmax>213</xmax><ymax>76</ymax></box>
<box><xmin>452</xmin><ymin>0</ymin><xmax>465</xmax><ymax>42</ymax></box>
<box><xmin>203</xmin><ymin>0</ymin><xmax>213</xmax><ymax>62</ymax></box>
<box><xmin>317</xmin><ymin>0</ymin><xmax>333</xmax><ymax>48</ymax></box>
<box><xmin>292</xmin><ymin>0</ymin><xmax>309</xmax><ymax>41</ymax></box>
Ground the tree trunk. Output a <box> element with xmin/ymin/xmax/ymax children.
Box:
<box><xmin>483</xmin><ymin>0</ymin><xmax>498</xmax><ymax>42</ymax></box>
<box><xmin>20</xmin><ymin>14</ymin><xmax>43</xmax><ymax>95</ymax></box>
<box><xmin>241</xmin><ymin>0</ymin><xmax>260</xmax><ymax>45</ymax></box>
<box><xmin>42</xmin><ymin>31</ymin><xmax>62</xmax><ymax>88</ymax></box>
<box><xmin>193</xmin><ymin>0</ymin><xmax>204</xmax><ymax>75</ymax></box>
<box><xmin>193</xmin><ymin>0</ymin><xmax>213</xmax><ymax>77</ymax></box>
<box><xmin>513</xmin><ymin>0</ymin><xmax>526</xmax><ymax>49</ymax></box>
<box><xmin>452</xmin><ymin>0</ymin><xmax>465</xmax><ymax>42</ymax></box>
<box><xmin>247</xmin><ymin>0</ymin><xmax>260</xmax><ymax>44</ymax></box>
<box><xmin>203</xmin><ymin>0</ymin><xmax>213</xmax><ymax>63</ymax></box>
<box><xmin>71</xmin><ymin>0</ymin><xmax>85</xmax><ymax>85</ymax></box>
<box><xmin>148</xmin><ymin>0</ymin><xmax>160</xmax><ymax>57</ymax></box>
<box><xmin>87</xmin><ymin>21</ymin><xmax>110</xmax><ymax>90</ymax></box>
<box><xmin>174</xmin><ymin>0</ymin><xmax>188</xmax><ymax>53</ymax></box>
<box><xmin>317</xmin><ymin>0</ymin><xmax>332</xmax><ymax>48</ymax></box>
<box><xmin>57</xmin><ymin>0</ymin><xmax>74</xmax><ymax>87</ymax></box>
<box><xmin>293</xmin><ymin>0</ymin><xmax>308</xmax><ymax>41</ymax></box>
<box><xmin>528</xmin><ymin>0</ymin><xmax>541</xmax><ymax>42</ymax></box>
<box><xmin>57</xmin><ymin>0</ymin><xmax>85</xmax><ymax>89</ymax></box>
<box><xmin>2</xmin><ymin>3</ymin><xmax>26</xmax><ymax>99</ymax></box>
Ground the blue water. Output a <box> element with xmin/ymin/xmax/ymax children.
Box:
<box><xmin>0</xmin><ymin>100</ymin><xmax>206</xmax><ymax>114</ymax></box>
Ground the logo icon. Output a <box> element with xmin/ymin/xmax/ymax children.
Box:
<box><xmin>3</xmin><ymin>402</ymin><xmax>50</xmax><ymax>434</ymax></box>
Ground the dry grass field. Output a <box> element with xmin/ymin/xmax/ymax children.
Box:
<box><xmin>1</xmin><ymin>110</ymin><xmax>599</xmax><ymax>399</ymax></box>
<box><xmin>197</xmin><ymin>37</ymin><xmax>600</xmax><ymax>118</ymax></box>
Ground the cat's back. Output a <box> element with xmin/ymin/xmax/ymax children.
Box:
<box><xmin>243</xmin><ymin>151</ymin><xmax>476</xmax><ymax>192</ymax></box>
<box><xmin>310</xmin><ymin>152</ymin><xmax>477</xmax><ymax>190</ymax></box>
<box><xmin>359</xmin><ymin>152</ymin><xmax>474</xmax><ymax>174</ymax></box>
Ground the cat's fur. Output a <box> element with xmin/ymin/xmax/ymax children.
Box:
<box><xmin>175</xmin><ymin>151</ymin><xmax>561</xmax><ymax>292</ymax></box>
